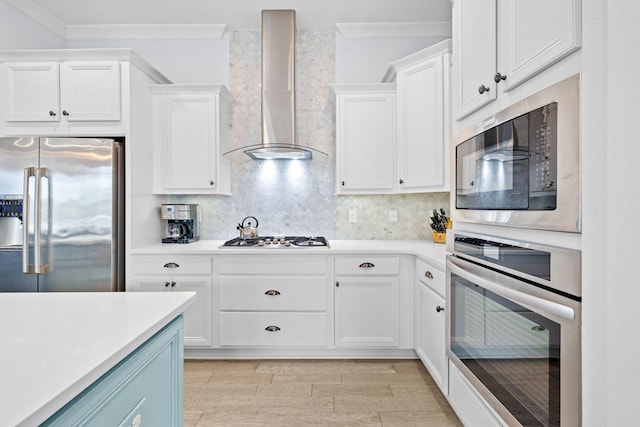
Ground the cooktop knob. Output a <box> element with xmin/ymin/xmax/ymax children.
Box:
<box><xmin>284</xmin><ymin>240</ymin><xmax>291</xmax><ymax>246</ymax></box>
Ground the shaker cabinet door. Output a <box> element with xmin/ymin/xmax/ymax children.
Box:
<box><xmin>4</xmin><ymin>62</ymin><xmax>60</xmax><ymax>122</ymax></box>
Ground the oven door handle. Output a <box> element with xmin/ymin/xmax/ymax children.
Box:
<box><xmin>447</xmin><ymin>256</ymin><xmax>575</xmax><ymax>321</ymax></box>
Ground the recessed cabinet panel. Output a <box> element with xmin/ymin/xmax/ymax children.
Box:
<box><xmin>416</xmin><ymin>280</ymin><xmax>448</xmax><ymax>394</ymax></box>
<box><xmin>60</xmin><ymin>61</ymin><xmax>121</xmax><ymax>121</ymax></box>
<box><xmin>5</xmin><ymin>62</ymin><xmax>60</xmax><ymax>122</ymax></box>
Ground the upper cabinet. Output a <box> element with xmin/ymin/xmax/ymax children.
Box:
<box><xmin>0</xmin><ymin>49</ymin><xmax>170</xmax><ymax>136</ymax></box>
<box><xmin>331</xmin><ymin>40</ymin><xmax>451</xmax><ymax>195</ymax></box>
<box><xmin>452</xmin><ymin>0</ymin><xmax>581</xmax><ymax>120</ymax></box>
<box><xmin>150</xmin><ymin>84</ymin><xmax>233</xmax><ymax>195</ymax></box>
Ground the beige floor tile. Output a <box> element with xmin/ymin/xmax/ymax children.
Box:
<box><xmin>256</xmin><ymin>383</ymin><xmax>313</xmax><ymax>397</ymax></box>
<box><xmin>256</xmin><ymin>359</ymin><xmax>357</xmax><ymax>374</ymax></box>
<box><xmin>379</xmin><ymin>411</ymin><xmax>464</xmax><ymax>427</ymax></box>
<box><xmin>184</xmin><ymin>384</ymin><xmax>258</xmax><ymax>410</ymax></box>
<box><xmin>209</xmin><ymin>371</ymin><xmax>274</xmax><ymax>385</ymax></box>
<box><xmin>312</xmin><ymin>384</ymin><xmax>392</xmax><ymax>398</ymax></box>
<box><xmin>334</xmin><ymin>396</ymin><xmax>444</xmax><ymax>413</ymax></box>
<box><xmin>271</xmin><ymin>372</ymin><xmax>342</xmax><ymax>384</ymax></box>
<box><xmin>196</xmin><ymin>409</ymin><xmax>382</xmax><ymax>426</ymax></box>
<box><xmin>341</xmin><ymin>372</ymin><xmax>429</xmax><ymax>385</ymax></box>
<box><xmin>183</xmin><ymin>409</ymin><xmax>203</xmax><ymax>427</ymax></box>
<box><xmin>389</xmin><ymin>384</ymin><xmax>440</xmax><ymax>398</ymax></box>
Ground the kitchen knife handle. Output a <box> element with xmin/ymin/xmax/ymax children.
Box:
<box><xmin>22</xmin><ymin>167</ymin><xmax>35</xmax><ymax>274</ymax></box>
<box><xmin>359</xmin><ymin>262</ymin><xmax>375</xmax><ymax>268</ymax></box>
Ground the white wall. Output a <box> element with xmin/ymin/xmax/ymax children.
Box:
<box><xmin>335</xmin><ymin>35</ymin><xmax>447</xmax><ymax>83</ymax></box>
<box><xmin>66</xmin><ymin>37</ymin><xmax>230</xmax><ymax>85</ymax></box>
<box><xmin>0</xmin><ymin>0</ymin><xmax>64</xmax><ymax>49</ymax></box>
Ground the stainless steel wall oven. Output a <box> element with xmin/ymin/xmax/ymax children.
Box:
<box><xmin>451</xmin><ymin>74</ymin><xmax>581</xmax><ymax>233</ymax></box>
<box><xmin>446</xmin><ymin>231</ymin><xmax>581</xmax><ymax>426</ymax></box>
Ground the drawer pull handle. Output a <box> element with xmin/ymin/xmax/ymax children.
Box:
<box><xmin>265</xmin><ymin>325</ymin><xmax>281</xmax><ymax>332</ymax></box>
<box><xmin>359</xmin><ymin>262</ymin><xmax>375</xmax><ymax>268</ymax></box>
<box><xmin>265</xmin><ymin>289</ymin><xmax>281</xmax><ymax>296</ymax></box>
<box><xmin>425</xmin><ymin>271</ymin><xmax>434</xmax><ymax>279</ymax></box>
<box><xmin>163</xmin><ymin>262</ymin><xmax>180</xmax><ymax>268</ymax></box>
<box><xmin>436</xmin><ymin>305</ymin><xmax>444</xmax><ymax>313</ymax></box>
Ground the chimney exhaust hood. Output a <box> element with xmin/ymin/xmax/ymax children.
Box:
<box><xmin>225</xmin><ymin>10</ymin><xmax>327</xmax><ymax>162</ymax></box>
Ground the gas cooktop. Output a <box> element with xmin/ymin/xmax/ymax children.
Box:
<box><xmin>220</xmin><ymin>236</ymin><xmax>329</xmax><ymax>248</ymax></box>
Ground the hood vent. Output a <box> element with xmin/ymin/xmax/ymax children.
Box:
<box><xmin>225</xmin><ymin>10</ymin><xmax>327</xmax><ymax>162</ymax></box>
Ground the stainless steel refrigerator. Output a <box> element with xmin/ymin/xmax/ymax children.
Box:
<box><xmin>0</xmin><ymin>137</ymin><xmax>124</xmax><ymax>292</ymax></box>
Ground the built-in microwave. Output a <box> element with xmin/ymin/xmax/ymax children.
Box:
<box><xmin>451</xmin><ymin>74</ymin><xmax>581</xmax><ymax>233</ymax></box>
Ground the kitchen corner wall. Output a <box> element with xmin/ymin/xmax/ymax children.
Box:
<box><xmin>173</xmin><ymin>29</ymin><xmax>449</xmax><ymax>240</ymax></box>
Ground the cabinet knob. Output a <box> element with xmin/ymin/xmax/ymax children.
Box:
<box><xmin>494</xmin><ymin>72</ymin><xmax>507</xmax><ymax>83</ymax></box>
<box><xmin>359</xmin><ymin>262</ymin><xmax>375</xmax><ymax>268</ymax></box>
<box><xmin>163</xmin><ymin>262</ymin><xmax>180</xmax><ymax>268</ymax></box>
<box><xmin>478</xmin><ymin>85</ymin><xmax>490</xmax><ymax>94</ymax></box>
<box><xmin>164</xmin><ymin>281</ymin><xmax>171</xmax><ymax>287</ymax></box>
<box><xmin>62</xmin><ymin>110</ymin><xmax>69</xmax><ymax>116</ymax></box>
<box><xmin>436</xmin><ymin>305</ymin><xmax>444</xmax><ymax>313</ymax></box>
<box><xmin>425</xmin><ymin>271</ymin><xmax>434</xmax><ymax>279</ymax></box>
<box><xmin>265</xmin><ymin>289</ymin><xmax>281</xmax><ymax>296</ymax></box>
<box><xmin>49</xmin><ymin>110</ymin><xmax>56</xmax><ymax>117</ymax></box>
<box><xmin>336</xmin><ymin>281</ymin><xmax>340</xmax><ymax>287</ymax></box>
<box><xmin>341</xmin><ymin>181</ymin><xmax>345</xmax><ymax>186</ymax></box>
<box><xmin>171</xmin><ymin>281</ymin><xmax>176</xmax><ymax>287</ymax></box>
<box><xmin>265</xmin><ymin>325</ymin><xmax>281</xmax><ymax>332</ymax></box>
<box><xmin>210</xmin><ymin>180</ymin><xmax>214</xmax><ymax>186</ymax></box>
<box><xmin>399</xmin><ymin>179</ymin><xmax>404</xmax><ymax>184</ymax></box>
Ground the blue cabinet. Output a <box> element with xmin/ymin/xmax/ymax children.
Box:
<box><xmin>43</xmin><ymin>316</ymin><xmax>184</xmax><ymax>426</ymax></box>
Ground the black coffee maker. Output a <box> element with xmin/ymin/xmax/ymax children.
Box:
<box><xmin>161</xmin><ymin>204</ymin><xmax>199</xmax><ymax>243</ymax></box>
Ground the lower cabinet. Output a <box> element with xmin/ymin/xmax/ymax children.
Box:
<box><xmin>43</xmin><ymin>316</ymin><xmax>184</xmax><ymax>426</ymax></box>
<box><xmin>415</xmin><ymin>278</ymin><xmax>447</xmax><ymax>394</ymax></box>
<box><xmin>129</xmin><ymin>256</ymin><xmax>213</xmax><ymax>348</ymax></box>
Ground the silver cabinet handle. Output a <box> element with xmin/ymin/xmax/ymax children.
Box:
<box><xmin>359</xmin><ymin>262</ymin><xmax>375</xmax><ymax>268</ymax></box>
<box><xmin>265</xmin><ymin>325</ymin><xmax>281</xmax><ymax>332</ymax></box>
<box><xmin>425</xmin><ymin>271</ymin><xmax>434</xmax><ymax>279</ymax></box>
<box><xmin>265</xmin><ymin>290</ymin><xmax>281</xmax><ymax>296</ymax></box>
<box><xmin>436</xmin><ymin>305</ymin><xmax>444</xmax><ymax>313</ymax></box>
<box><xmin>163</xmin><ymin>262</ymin><xmax>179</xmax><ymax>268</ymax></box>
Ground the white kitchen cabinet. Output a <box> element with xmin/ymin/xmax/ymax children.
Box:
<box><xmin>334</xmin><ymin>256</ymin><xmax>401</xmax><ymax>347</ymax></box>
<box><xmin>452</xmin><ymin>0</ymin><xmax>581</xmax><ymax>120</ymax></box>
<box><xmin>2</xmin><ymin>60</ymin><xmax>121</xmax><ymax>123</ymax></box>
<box><xmin>218</xmin><ymin>255</ymin><xmax>331</xmax><ymax>348</ymax></box>
<box><xmin>384</xmin><ymin>40</ymin><xmax>451</xmax><ymax>193</ymax></box>
<box><xmin>129</xmin><ymin>256</ymin><xmax>214</xmax><ymax>348</ymax></box>
<box><xmin>331</xmin><ymin>84</ymin><xmax>397</xmax><ymax>194</ymax></box>
<box><xmin>150</xmin><ymin>84</ymin><xmax>232</xmax><ymax>195</ymax></box>
<box><xmin>414</xmin><ymin>258</ymin><xmax>448</xmax><ymax>395</ymax></box>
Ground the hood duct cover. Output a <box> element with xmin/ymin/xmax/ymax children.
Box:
<box><xmin>225</xmin><ymin>10</ymin><xmax>328</xmax><ymax>162</ymax></box>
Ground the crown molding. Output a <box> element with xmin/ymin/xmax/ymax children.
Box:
<box><xmin>336</xmin><ymin>21</ymin><xmax>451</xmax><ymax>39</ymax></box>
<box><xmin>65</xmin><ymin>24</ymin><xmax>228</xmax><ymax>40</ymax></box>
<box><xmin>5</xmin><ymin>0</ymin><xmax>66</xmax><ymax>38</ymax></box>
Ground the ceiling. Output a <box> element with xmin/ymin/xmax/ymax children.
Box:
<box><xmin>7</xmin><ymin>0</ymin><xmax>452</xmax><ymax>31</ymax></box>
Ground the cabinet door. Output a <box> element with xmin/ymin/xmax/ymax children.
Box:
<box><xmin>130</xmin><ymin>276</ymin><xmax>213</xmax><ymax>348</ymax></box>
<box><xmin>155</xmin><ymin>94</ymin><xmax>218</xmax><ymax>193</ymax></box>
<box><xmin>335</xmin><ymin>276</ymin><xmax>399</xmax><ymax>347</ymax></box>
<box><xmin>416</xmin><ymin>281</ymin><xmax>448</xmax><ymax>394</ymax></box>
<box><xmin>60</xmin><ymin>61</ymin><xmax>121</xmax><ymax>121</ymax></box>
<box><xmin>336</xmin><ymin>92</ymin><xmax>396</xmax><ymax>193</ymax></box>
<box><xmin>4</xmin><ymin>62</ymin><xmax>60</xmax><ymax>122</ymax></box>
<box><xmin>453</xmin><ymin>0</ymin><xmax>497</xmax><ymax>120</ymax></box>
<box><xmin>497</xmin><ymin>0</ymin><xmax>581</xmax><ymax>91</ymax></box>
<box><xmin>397</xmin><ymin>54</ymin><xmax>446</xmax><ymax>191</ymax></box>
<box><xmin>174</xmin><ymin>276</ymin><xmax>213</xmax><ymax>348</ymax></box>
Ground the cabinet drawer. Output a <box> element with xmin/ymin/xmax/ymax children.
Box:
<box><xmin>220</xmin><ymin>277</ymin><xmax>327</xmax><ymax>311</ymax></box>
<box><xmin>415</xmin><ymin>259</ymin><xmax>445</xmax><ymax>298</ymax></box>
<box><xmin>131</xmin><ymin>256</ymin><xmax>212</xmax><ymax>275</ymax></box>
<box><xmin>335</xmin><ymin>256</ymin><xmax>399</xmax><ymax>275</ymax></box>
<box><xmin>219</xmin><ymin>312</ymin><xmax>327</xmax><ymax>347</ymax></box>
<box><xmin>220</xmin><ymin>255</ymin><xmax>327</xmax><ymax>275</ymax></box>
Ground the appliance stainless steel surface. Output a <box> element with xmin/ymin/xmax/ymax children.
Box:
<box><xmin>224</xmin><ymin>9</ymin><xmax>328</xmax><ymax>162</ymax></box>
<box><xmin>446</xmin><ymin>231</ymin><xmax>581</xmax><ymax>427</ymax></box>
<box><xmin>161</xmin><ymin>204</ymin><xmax>199</xmax><ymax>244</ymax></box>
<box><xmin>220</xmin><ymin>236</ymin><xmax>329</xmax><ymax>248</ymax></box>
<box><xmin>0</xmin><ymin>137</ymin><xmax>124</xmax><ymax>292</ymax></box>
<box><xmin>451</xmin><ymin>74</ymin><xmax>581</xmax><ymax>233</ymax></box>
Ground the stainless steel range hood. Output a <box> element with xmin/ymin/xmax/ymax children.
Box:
<box><xmin>225</xmin><ymin>10</ymin><xmax>327</xmax><ymax>162</ymax></box>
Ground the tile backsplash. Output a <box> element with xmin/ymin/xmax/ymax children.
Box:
<box><xmin>172</xmin><ymin>29</ymin><xmax>450</xmax><ymax>240</ymax></box>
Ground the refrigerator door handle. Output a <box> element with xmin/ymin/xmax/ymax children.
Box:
<box><xmin>22</xmin><ymin>167</ymin><xmax>35</xmax><ymax>274</ymax></box>
<box><xmin>34</xmin><ymin>167</ymin><xmax>49</xmax><ymax>275</ymax></box>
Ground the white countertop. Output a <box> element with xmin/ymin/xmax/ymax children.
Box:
<box><xmin>0</xmin><ymin>291</ymin><xmax>195</xmax><ymax>426</ymax></box>
<box><xmin>131</xmin><ymin>239</ymin><xmax>447</xmax><ymax>270</ymax></box>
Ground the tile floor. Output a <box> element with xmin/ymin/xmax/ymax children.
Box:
<box><xmin>184</xmin><ymin>359</ymin><xmax>463</xmax><ymax>426</ymax></box>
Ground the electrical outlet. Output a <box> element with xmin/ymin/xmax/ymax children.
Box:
<box><xmin>348</xmin><ymin>210</ymin><xmax>357</xmax><ymax>223</ymax></box>
<box><xmin>389</xmin><ymin>209</ymin><xmax>398</xmax><ymax>223</ymax></box>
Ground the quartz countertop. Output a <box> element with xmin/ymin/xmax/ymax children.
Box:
<box><xmin>0</xmin><ymin>291</ymin><xmax>195</xmax><ymax>426</ymax></box>
<box><xmin>131</xmin><ymin>239</ymin><xmax>447</xmax><ymax>270</ymax></box>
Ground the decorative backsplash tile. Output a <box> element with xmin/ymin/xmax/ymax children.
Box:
<box><xmin>172</xmin><ymin>29</ymin><xmax>450</xmax><ymax>240</ymax></box>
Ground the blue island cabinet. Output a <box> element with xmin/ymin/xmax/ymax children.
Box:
<box><xmin>43</xmin><ymin>316</ymin><xmax>184</xmax><ymax>427</ymax></box>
